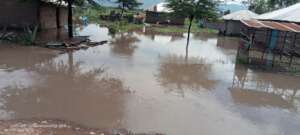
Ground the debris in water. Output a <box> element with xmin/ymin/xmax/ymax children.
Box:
<box><xmin>0</xmin><ymin>119</ymin><xmax>165</xmax><ymax>135</ymax></box>
<box><xmin>88</xmin><ymin>40</ymin><xmax>108</xmax><ymax>46</ymax></box>
<box><xmin>43</xmin><ymin>36</ymin><xmax>107</xmax><ymax>50</ymax></box>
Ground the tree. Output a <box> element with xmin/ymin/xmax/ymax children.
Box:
<box><xmin>115</xmin><ymin>0</ymin><xmax>142</xmax><ymax>18</ymax></box>
<box><xmin>248</xmin><ymin>0</ymin><xmax>269</xmax><ymax>14</ymax></box>
<box><xmin>247</xmin><ymin>0</ymin><xmax>300</xmax><ymax>13</ymax></box>
<box><xmin>166</xmin><ymin>0</ymin><xmax>217</xmax><ymax>51</ymax></box>
<box><xmin>267</xmin><ymin>0</ymin><xmax>300</xmax><ymax>10</ymax></box>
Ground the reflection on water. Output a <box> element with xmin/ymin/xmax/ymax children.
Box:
<box><xmin>0</xmin><ymin>46</ymin><xmax>130</xmax><ymax>128</ymax></box>
<box><xmin>143</xmin><ymin>27</ymin><xmax>185</xmax><ymax>43</ymax></box>
<box><xmin>157</xmin><ymin>54</ymin><xmax>216</xmax><ymax>96</ymax></box>
<box><xmin>231</xmin><ymin>64</ymin><xmax>300</xmax><ymax>109</ymax></box>
<box><xmin>0</xmin><ymin>24</ymin><xmax>300</xmax><ymax>135</ymax></box>
<box><xmin>110</xmin><ymin>32</ymin><xmax>139</xmax><ymax>57</ymax></box>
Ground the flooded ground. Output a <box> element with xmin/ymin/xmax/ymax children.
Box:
<box><xmin>0</xmin><ymin>24</ymin><xmax>300</xmax><ymax>135</ymax></box>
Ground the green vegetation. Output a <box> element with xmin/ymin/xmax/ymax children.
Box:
<box><xmin>101</xmin><ymin>21</ymin><xmax>143</xmax><ymax>34</ymax></box>
<box><xmin>75</xmin><ymin>6</ymin><xmax>217</xmax><ymax>35</ymax></box>
<box><xmin>74</xmin><ymin>6</ymin><xmax>139</xmax><ymax>23</ymax></box>
<box><xmin>0</xmin><ymin>26</ymin><xmax>39</xmax><ymax>45</ymax></box>
<box><xmin>115</xmin><ymin>0</ymin><xmax>142</xmax><ymax>17</ymax></box>
<box><xmin>149</xmin><ymin>22</ymin><xmax>218</xmax><ymax>34</ymax></box>
<box><xmin>248</xmin><ymin>0</ymin><xmax>300</xmax><ymax>14</ymax></box>
<box><xmin>166</xmin><ymin>0</ymin><xmax>217</xmax><ymax>45</ymax></box>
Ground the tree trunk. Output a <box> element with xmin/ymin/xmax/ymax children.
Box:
<box><xmin>121</xmin><ymin>4</ymin><xmax>125</xmax><ymax>20</ymax></box>
<box><xmin>67</xmin><ymin>0</ymin><xmax>73</xmax><ymax>38</ymax></box>
<box><xmin>185</xmin><ymin>15</ymin><xmax>194</xmax><ymax>60</ymax></box>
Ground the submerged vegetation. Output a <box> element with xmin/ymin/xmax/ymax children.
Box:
<box><xmin>0</xmin><ymin>25</ymin><xmax>39</xmax><ymax>45</ymax></box>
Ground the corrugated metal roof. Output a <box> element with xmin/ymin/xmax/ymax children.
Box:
<box><xmin>256</xmin><ymin>3</ymin><xmax>300</xmax><ymax>23</ymax></box>
<box><xmin>222</xmin><ymin>10</ymin><xmax>258</xmax><ymax>20</ymax></box>
<box><xmin>241</xmin><ymin>20</ymin><xmax>300</xmax><ymax>33</ymax></box>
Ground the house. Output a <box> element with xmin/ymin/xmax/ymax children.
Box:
<box><xmin>240</xmin><ymin>19</ymin><xmax>300</xmax><ymax>66</ymax></box>
<box><xmin>255</xmin><ymin>3</ymin><xmax>300</xmax><ymax>23</ymax></box>
<box><xmin>0</xmin><ymin>0</ymin><xmax>68</xmax><ymax>30</ymax></box>
<box><xmin>145</xmin><ymin>2</ymin><xmax>185</xmax><ymax>25</ymax></box>
<box><xmin>221</xmin><ymin>10</ymin><xmax>258</xmax><ymax>36</ymax></box>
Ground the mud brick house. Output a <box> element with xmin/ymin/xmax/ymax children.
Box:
<box><xmin>145</xmin><ymin>2</ymin><xmax>185</xmax><ymax>25</ymax></box>
<box><xmin>0</xmin><ymin>0</ymin><xmax>68</xmax><ymax>30</ymax></box>
<box><xmin>221</xmin><ymin>10</ymin><xmax>258</xmax><ymax>36</ymax></box>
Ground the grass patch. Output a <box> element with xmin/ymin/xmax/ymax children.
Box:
<box><xmin>99</xmin><ymin>20</ymin><xmax>143</xmax><ymax>34</ymax></box>
<box><xmin>74</xmin><ymin>6</ymin><xmax>218</xmax><ymax>35</ymax></box>
<box><xmin>147</xmin><ymin>19</ymin><xmax>218</xmax><ymax>34</ymax></box>
<box><xmin>150</xmin><ymin>25</ymin><xmax>218</xmax><ymax>34</ymax></box>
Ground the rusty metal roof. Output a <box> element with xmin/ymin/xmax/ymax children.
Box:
<box><xmin>241</xmin><ymin>20</ymin><xmax>300</xmax><ymax>33</ymax></box>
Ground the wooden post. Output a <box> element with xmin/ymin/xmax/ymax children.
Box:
<box><xmin>280</xmin><ymin>32</ymin><xmax>288</xmax><ymax>60</ymax></box>
<box><xmin>68</xmin><ymin>0</ymin><xmax>74</xmax><ymax>38</ymax></box>
<box><xmin>289</xmin><ymin>33</ymin><xmax>297</xmax><ymax>66</ymax></box>
<box><xmin>56</xmin><ymin>6</ymin><xmax>61</xmax><ymax>29</ymax></box>
<box><xmin>36</xmin><ymin>0</ymin><xmax>41</xmax><ymax>29</ymax></box>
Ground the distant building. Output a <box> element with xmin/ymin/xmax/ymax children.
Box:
<box><xmin>0</xmin><ymin>0</ymin><xmax>68</xmax><ymax>30</ymax></box>
<box><xmin>145</xmin><ymin>2</ymin><xmax>185</xmax><ymax>25</ymax></box>
<box><xmin>222</xmin><ymin>10</ymin><xmax>258</xmax><ymax>36</ymax></box>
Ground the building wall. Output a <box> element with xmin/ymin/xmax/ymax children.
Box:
<box><xmin>40</xmin><ymin>4</ymin><xmax>68</xmax><ymax>29</ymax></box>
<box><xmin>0</xmin><ymin>0</ymin><xmax>39</xmax><ymax>28</ymax></box>
<box><xmin>40</xmin><ymin>4</ymin><xmax>57</xmax><ymax>29</ymax></box>
<box><xmin>0</xmin><ymin>0</ymin><xmax>67</xmax><ymax>30</ymax></box>
<box><xmin>225</xmin><ymin>20</ymin><xmax>242</xmax><ymax>36</ymax></box>
<box><xmin>203</xmin><ymin>20</ymin><xmax>225</xmax><ymax>31</ymax></box>
<box><xmin>59</xmin><ymin>8</ymin><xmax>68</xmax><ymax>28</ymax></box>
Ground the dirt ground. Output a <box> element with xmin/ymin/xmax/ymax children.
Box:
<box><xmin>0</xmin><ymin>119</ymin><xmax>163</xmax><ymax>135</ymax></box>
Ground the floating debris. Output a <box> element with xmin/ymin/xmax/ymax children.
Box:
<box><xmin>88</xmin><ymin>40</ymin><xmax>108</xmax><ymax>47</ymax></box>
<box><xmin>0</xmin><ymin>119</ymin><xmax>164</xmax><ymax>135</ymax></box>
<box><xmin>43</xmin><ymin>36</ymin><xmax>108</xmax><ymax>50</ymax></box>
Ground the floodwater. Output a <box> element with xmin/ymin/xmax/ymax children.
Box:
<box><xmin>0</xmin><ymin>24</ymin><xmax>300</xmax><ymax>135</ymax></box>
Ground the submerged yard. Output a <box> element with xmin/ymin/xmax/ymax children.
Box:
<box><xmin>0</xmin><ymin>24</ymin><xmax>300</xmax><ymax>135</ymax></box>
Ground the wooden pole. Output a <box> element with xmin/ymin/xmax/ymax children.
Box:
<box><xmin>56</xmin><ymin>6</ymin><xmax>61</xmax><ymax>29</ymax></box>
<box><xmin>68</xmin><ymin>0</ymin><xmax>73</xmax><ymax>38</ymax></box>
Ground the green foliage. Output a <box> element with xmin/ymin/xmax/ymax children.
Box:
<box><xmin>166</xmin><ymin>0</ymin><xmax>217</xmax><ymax>20</ymax></box>
<box><xmin>1</xmin><ymin>25</ymin><xmax>39</xmax><ymax>45</ymax></box>
<box><xmin>267</xmin><ymin>0</ymin><xmax>300</xmax><ymax>9</ymax></box>
<box><xmin>75</xmin><ymin>6</ymin><xmax>105</xmax><ymax>21</ymax></box>
<box><xmin>165</xmin><ymin>0</ymin><xmax>217</xmax><ymax>44</ymax></box>
<box><xmin>150</xmin><ymin>20</ymin><xmax>218</xmax><ymax>34</ymax></box>
<box><xmin>249</xmin><ymin>0</ymin><xmax>300</xmax><ymax>13</ymax></box>
<box><xmin>115</xmin><ymin>0</ymin><xmax>142</xmax><ymax>10</ymax></box>
<box><xmin>18</xmin><ymin>25</ymin><xmax>39</xmax><ymax>45</ymax></box>
<box><xmin>103</xmin><ymin>21</ymin><xmax>143</xmax><ymax>34</ymax></box>
<box><xmin>249</xmin><ymin>0</ymin><xmax>269</xmax><ymax>14</ymax></box>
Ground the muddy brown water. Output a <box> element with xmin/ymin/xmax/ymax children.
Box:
<box><xmin>0</xmin><ymin>24</ymin><xmax>300</xmax><ymax>135</ymax></box>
